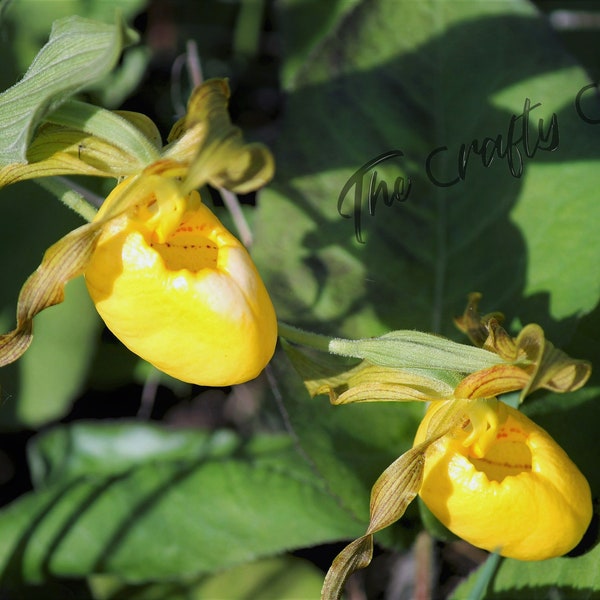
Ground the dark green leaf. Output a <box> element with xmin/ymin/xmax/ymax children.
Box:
<box><xmin>89</xmin><ymin>555</ymin><xmax>324</xmax><ymax>600</ymax></box>
<box><xmin>452</xmin><ymin>543</ymin><xmax>600</xmax><ymax>599</ymax></box>
<box><xmin>254</xmin><ymin>0</ymin><xmax>600</xmax><ymax>343</ymax></box>
<box><xmin>0</xmin><ymin>421</ymin><xmax>362</xmax><ymax>584</ymax></box>
<box><xmin>266</xmin><ymin>349</ymin><xmax>424</xmax><ymax>547</ymax></box>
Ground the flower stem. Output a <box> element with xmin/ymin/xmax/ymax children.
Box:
<box><xmin>277</xmin><ymin>321</ymin><xmax>332</xmax><ymax>352</ymax></box>
<box><xmin>219</xmin><ymin>186</ymin><xmax>254</xmax><ymax>247</ymax></box>
<box><xmin>466</xmin><ymin>551</ymin><xmax>501</xmax><ymax>600</ymax></box>
<box><xmin>180</xmin><ymin>40</ymin><xmax>254</xmax><ymax>248</ymax></box>
<box><xmin>186</xmin><ymin>39</ymin><xmax>203</xmax><ymax>87</ymax></box>
<box><xmin>34</xmin><ymin>176</ymin><xmax>98</xmax><ymax>222</ymax></box>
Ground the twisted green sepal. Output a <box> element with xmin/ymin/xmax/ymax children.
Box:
<box><xmin>322</xmin><ymin>404</ymin><xmax>462</xmax><ymax>600</ymax></box>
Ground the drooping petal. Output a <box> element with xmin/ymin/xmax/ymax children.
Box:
<box><xmin>455</xmin><ymin>294</ymin><xmax>591</xmax><ymax>401</ymax></box>
<box><xmin>515</xmin><ymin>324</ymin><xmax>591</xmax><ymax>398</ymax></box>
<box><xmin>321</xmin><ymin>536</ymin><xmax>373</xmax><ymax>600</ymax></box>
<box><xmin>321</xmin><ymin>402</ymin><xmax>463</xmax><ymax>600</ymax></box>
<box><xmin>414</xmin><ymin>400</ymin><xmax>593</xmax><ymax>561</ymax></box>
<box><xmin>454</xmin><ymin>292</ymin><xmax>507</xmax><ymax>351</ymax></box>
<box><xmin>0</xmin><ymin>175</ymin><xmax>151</xmax><ymax>366</ymax></box>
<box><xmin>0</xmin><ymin>221</ymin><xmax>104</xmax><ymax>366</ymax></box>
<box><xmin>454</xmin><ymin>363</ymin><xmax>532</xmax><ymax>399</ymax></box>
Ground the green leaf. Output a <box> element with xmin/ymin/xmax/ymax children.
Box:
<box><xmin>189</xmin><ymin>555</ymin><xmax>325</xmax><ymax>600</ymax></box>
<box><xmin>277</xmin><ymin>0</ymin><xmax>362</xmax><ymax>88</ymax></box>
<box><xmin>266</xmin><ymin>349</ymin><xmax>424</xmax><ymax>545</ymax></box>
<box><xmin>0</xmin><ymin>421</ymin><xmax>361</xmax><ymax>585</ymax></box>
<box><xmin>89</xmin><ymin>555</ymin><xmax>324</xmax><ymax>600</ymax></box>
<box><xmin>0</xmin><ymin>1</ymin><xmax>148</xmax><ymax>75</ymax></box>
<box><xmin>464</xmin><ymin>552</ymin><xmax>502</xmax><ymax>600</ymax></box>
<box><xmin>27</xmin><ymin>420</ymin><xmax>239</xmax><ymax>488</ymax></box>
<box><xmin>452</xmin><ymin>543</ymin><xmax>600</xmax><ymax>599</ymax></box>
<box><xmin>0</xmin><ymin>15</ymin><xmax>138</xmax><ymax>166</ymax></box>
<box><xmin>253</xmin><ymin>0</ymin><xmax>600</xmax><ymax>343</ymax></box>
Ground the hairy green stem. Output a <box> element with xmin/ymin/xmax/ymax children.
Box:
<box><xmin>277</xmin><ymin>322</ymin><xmax>332</xmax><ymax>352</ymax></box>
<box><xmin>34</xmin><ymin>177</ymin><xmax>98</xmax><ymax>222</ymax></box>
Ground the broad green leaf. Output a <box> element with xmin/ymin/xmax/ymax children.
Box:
<box><xmin>254</xmin><ymin>0</ymin><xmax>600</xmax><ymax>343</ymax></box>
<box><xmin>452</xmin><ymin>542</ymin><xmax>600</xmax><ymax>599</ymax></box>
<box><xmin>277</xmin><ymin>0</ymin><xmax>362</xmax><ymax>88</ymax></box>
<box><xmin>266</xmin><ymin>349</ymin><xmax>424</xmax><ymax>545</ymax></box>
<box><xmin>1</xmin><ymin>1</ymin><xmax>148</xmax><ymax>74</ymax></box>
<box><xmin>89</xmin><ymin>556</ymin><xmax>324</xmax><ymax>600</ymax></box>
<box><xmin>27</xmin><ymin>420</ymin><xmax>239</xmax><ymax>488</ymax></box>
<box><xmin>188</xmin><ymin>555</ymin><xmax>324</xmax><ymax>600</ymax></box>
<box><xmin>0</xmin><ymin>15</ymin><xmax>138</xmax><ymax>165</ymax></box>
<box><xmin>0</xmin><ymin>422</ymin><xmax>362</xmax><ymax>585</ymax></box>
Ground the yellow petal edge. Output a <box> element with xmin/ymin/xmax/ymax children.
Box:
<box><xmin>414</xmin><ymin>400</ymin><xmax>592</xmax><ymax>561</ymax></box>
<box><xmin>85</xmin><ymin>177</ymin><xmax>277</xmax><ymax>387</ymax></box>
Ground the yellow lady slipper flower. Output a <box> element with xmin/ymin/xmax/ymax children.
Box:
<box><xmin>0</xmin><ymin>79</ymin><xmax>277</xmax><ymax>386</ymax></box>
<box><xmin>298</xmin><ymin>296</ymin><xmax>593</xmax><ymax>600</ymax></box>
<box><xmin>414</xmin><ymin>398</ymin><xmax>593</xmax><ymax>561</ymax></box>
<box><xmin>85</xmin><ymin>175</ymin><xmax>276</xmax><ymax>386</ymax></box>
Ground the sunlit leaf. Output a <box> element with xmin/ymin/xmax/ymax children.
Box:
<box><xmin>0</xmin><ymin>15</ymin><xmax>138</xmax><ymax>165</ymax></box>
<box><xmin>254</xmin><ymin>0</ymin><xmax>600</xmax><ymax>341</ymax></box>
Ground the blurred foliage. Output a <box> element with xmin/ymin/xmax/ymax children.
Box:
<box><xmin>0</xmin><ymin>0</ymin><xmax>599</xmax><ymax>598</ymax></box>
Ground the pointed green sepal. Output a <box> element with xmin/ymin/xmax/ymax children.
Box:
<box><xmin>329</xmin><ymin>330</ymin><xmax>511</xmax><ymax>373</ymax></box>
